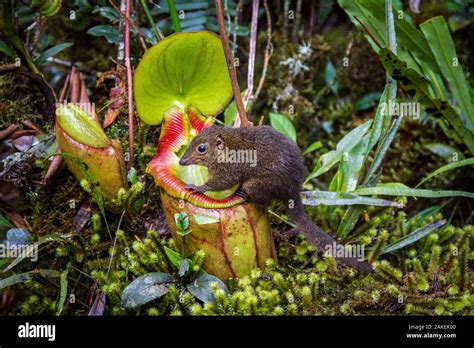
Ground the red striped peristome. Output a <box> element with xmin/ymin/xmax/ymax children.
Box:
<box><xmin>146</xmin><ymin>106</ymin><xmax>244</xmax><ymax>209</ymax></box>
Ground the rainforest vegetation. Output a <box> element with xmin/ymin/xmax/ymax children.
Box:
<box><xmin>0</xmin><ymin>0</ymin><xmax>473</xmax><ymax>316</ymax></box>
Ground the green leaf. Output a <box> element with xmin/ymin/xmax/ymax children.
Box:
<box><xmin>223</xmin><ymin>90</ymin><xmax>250</xmax><ymax>127</ymax></box>
<box><xmin>365</xmin><ymin>86</ymin><xmax>389</xmax><ymax>157</ymax></box>
<box><xmin>416</xmin><ymin>158</ymin><xmax>474</xmax><ymax>188</ymax></box>
<box><xmin>121</xmin><ymin>272</ymin><xmax>175</xmax><ymax>308</ymax></box>
<box><xmin>0</xmin><ymin>214</ymin><xmax>14</xmax><ymax>229</ymax></box>
<box><xmin>420</xmin><ymin>16</ymin><xmax>473</xmax><ymax>126</ymax></box>
<box><xmin>87</xmin><ymin>25</ymin><xmax>119</xmax><ymax>44</ymax></box>
<box><xmin>324</xmin><ymin>61</ymin><xmax>338</xmax><ymax>94</ymax></box>
<box><xmin>0</xmin><ymin>272</ymin><xmax>32</xmax><ymax>289</ymax></box>
<box><xmin>338</xmin><ymin>0</ymin><xmax>440</xmax><ymax>74</ymax></box>
<box><xmin>336</xmin><ymin>206</ymin><xmax>365</xmax><ymax>240</ymax></box>
<box><xmin>3</xmin><ymin>233</ymin><xmax>73</xmax><ymax>273</ymax></box>
<box><xmin>303</xmin><ymin>141</ymin><xmax>322</xmax><ymax>156</ymax></box>
<box><xmin>382</xmin><ymin>220</ymin><xmax>446</xmax><ymax>254</ymax></box>
<box><xmin>134</xmin><ymin>32</ymin><xmax>232</xmax><ymax>125</ymax></box>
<box><xmin>354</xmin><ymin>92</ymin><xmax>382</xmax><ymax>111</ymax></box>
<box><xmin>301</xmin><ymin>191</ymin><xmax>401</xmax><ymax>207</ymax></box>
<box><xmin>0</xmin><ymin>269</ymin><xmax>61</xmax><ymax>290</ymax></box>
<box><xmin>164</xmin><ymin>246</ymin><xmax>182</xmax><ymax>268</ymax></box>
<box><xmin>307</xmin><ymin>120</ymin><xmax>372</xmax><ymax>180</ymax></box>
<box><xmin>365</xmin><ymin>114</ymin><xmax>403</xmax><ymax>183</ymax></box>
<box><xmin>354</xmin><ymin>183</ymin><xmax>474</xmax><ymax>199</ymax></box>
<box><xmin>178</xmin><ymin>259</ymin><xmax>190</xmax><ymax>277</ymax></box>
<box><xmin>0</xmin><ymin>40</ymin><xmax>16</xmax><ymax>58</ymax></box>
<box><xmin>269</xmin><ymin>112</ymin><xmax>297</xmax><ymax>142</ymax></box>
<box><xmin>56</xmin><ymin>267</ymin><xmax>69</xmax><ymax>315</ymax></box>
<box><xmin>424</xmin><ymin>143</ymin><xmax>464</xmax><ymax>160</ymax></box>
<box><xmin>34</xmin><ymin>43</ymin><xmax>73</xmax><ymax>65</ymax></box>
<box><xmin>186</xmin><ymin>272</ymin><xmax>228</xmax><ymax>304</ymax></box>
<box><xmin>378</xmin><ymin>48</ymin><xmax>474</xmax><ymax>154</ymax></box>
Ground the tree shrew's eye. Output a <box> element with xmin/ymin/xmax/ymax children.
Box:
<box><xmin>197</xmin><ymin>144</ymin><xmax>207</xmax><ymax>154</ymax></box>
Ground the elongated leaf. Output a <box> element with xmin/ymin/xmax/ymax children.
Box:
<box><xmin>0</xmin><ymin>214</ymin><xmax>14</xmax><ymax>229</ymax></box>
<box><xmin>269</xmin><ymin>113</ymin><xmax>297</xmax><ymax>142</ymax></box>
<box><xmin>338</xmin><ymin>0</ymin><xmax>440</xmax><ymax>74</ymax></box>
<box><xmin>366</xmin><ymin>84</ymin><xmax>389</xmax><ymax>154</ymax></box>
<box><xmin>354</xmin><ymin>183</ymin><xmax>474</xmax><ymax>199</ymax></box>
<box><xmin>56</xmin><ymin>267</ymin><xmax>69</xmax><ymax>315</ymax></box>
<box><xmin>420</xmin><ymin>16</ymin><xmax>473</xmax><ymax>126</ymax></box>
<box><xmin>0</xmin><ymin>269</ymin><xmax>61</xmax><ymax>289</ymax></box>
<box><xmin>303</xmin><ymin>141</ymin><xmax>322</xmax><ymax>155</ymax></box>
<box><xmin>337</xmin><ymin>206</ymin><xmax>365</xmax><ymax>240</ymax></box>
<box><xmin>3</xmin><ymin>233</ymin><xmax>73</xmax><ymax>272</ymax></box>
<box><xmin>164</xmin><ymin>246</ymin><xmax>182</xmax><ymax>268</ymax></box>
<box><xmin>382</xmin><ymin>220</ymin><xmax>446</xmax><ymax>254</ymax></box>
<box><xmin>121</xmin><ymin>272</ymin><xmax>175</xmax><ymax>308</ymax></box>
<box><xmin>416</xmin><ymin>158</ymin><xmax>474</xmax><ymax>188</ymax></box>
<box><xmin>378</xmin><ymin>48</ymin><xmax>474</xmax><ymax>154</ymax></box>
<box><xmin>425</xmin><ymin>143</ymin><xmax>464</xmax><ymax>160</ymax></box>
<box><xmin>301</xmin><ymin>191</ymin><xmax>400</xmax><ymax>207</ymax></box>
<box><xmin>365</xmin><ymin>114</ymin><xmax>403</xmax><ymax>182</ymax></box>
<box><xmin>186</xmin><ymin>273</ymin><xmax>228</xmax><ymax>304</ymax></box>
<box><xmin>0</xmin><ymin>272</ymin><xmax>31</xmax><ymax>289</ymax></box>
<box><xmin>35</xmin><ymin>43</ymin><xmax>73</xmax><ymax>65</ymax></box>
<box><xmin>0</xmin><ymin>40</ymin><xmax>16</xmax><ymax>58</ymax></box>
<box><xmin>307</xmin><ymin>120</ymin><xmax>372</xmax><ymax>180</ymax></box>
<box><xmin>87</xmin><ymin>25</ymin><xmax>119</xmax><ymax>44</ymax></box>
<box><xmin>344</xmin><ymin>133</ymin><xmax>370</xmax><ymax>191</ymax></box>
<box><xmin>355</xmin><ymin>92</ymin><xmax>382</xmax><ymax>111</ymax></box>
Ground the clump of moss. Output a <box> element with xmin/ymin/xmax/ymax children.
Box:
<box><xmin>0</xmin><ymin>71</ymin><xmax>50</xmax><ymax>130</ymax></box>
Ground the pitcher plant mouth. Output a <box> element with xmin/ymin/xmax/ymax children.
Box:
<box><xmin>146</xmin><ymin>106</ymin><xmax>244</xmax><ymax>209</ymax></box>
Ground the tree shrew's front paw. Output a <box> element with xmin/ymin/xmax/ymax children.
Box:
<box><xmin>235</xmin><ymin>188</ymin><xmax>248</xmax><ymax>200</ymax></box>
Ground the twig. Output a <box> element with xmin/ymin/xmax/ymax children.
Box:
<box><xmin>354</xmin><ymin>16</ymin><xmax>382</xmax><ymax>49</ymax></box>
<box><xmin>109</xmin><ymin>0</ymin><xmax>149</xmax><ymax>42</ymax></box>
<box><xmin>106</xmin><ymin>210</ymin><xmax>126</xmax><ymax>280</ymax></box>
<box><xmin>243</xmin><ymin>0</ymin><xmax>259</xmax><ymax>108</ymax></box>
<box><xmin>292</xmin><ymin>0</ymin><xmax>302</xmax><ymax>40</ymax></box>
<box><xmin>125</xmin><ymin>0</ymin><xmax>135</xmax><ymax>169</ymax></box>
<box><xmin>0</xmin><ymin>124</ymin><xmax>19</xmax><ymax>141</ymax></box>
<box><xmin>215</xmin><ymin>0</ymin><xmax>250</xmax><ymax>128</ymax></box>
<box><xmin>254</xmin><ymin>0</ymin><xmax>273</xmax><ymax>101</ymax></box>
<box><xmin>232</xmin><ymin>0</ymin><xmax>242</xmax><ymax>54</ymax></box>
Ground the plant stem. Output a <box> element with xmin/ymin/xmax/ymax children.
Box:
<box><xmin>243</xmin><ymin>0</ymin><xmax>259</xmax><ymax>109</ymax></box>
<box><xmin>167</xmin><ymin>0</ymin><xmax>182</xmax><ymax>32</ymax></box>
<box><xmin>125</xmin><ymin>0</ymin><xmax>135</xmax><ymax>169</ymax></box>
<box><xmin>383</xmin><ymin>0</ymin><xmax>397</xmax><ymax>136</ymax></box>
<box><xmin>215</xmin><ymin>0</ymin><xmax>250</xmax><ymax>127</ymax></box>
<box><xmin>140</xmin><ymin>0</ymin><xmax>161</xmax><ymax>42</ymax></box>
<box><xmin>254</xmin><ymin>0</ymin><xmax>273</xmax><ymax>101</ymax></box>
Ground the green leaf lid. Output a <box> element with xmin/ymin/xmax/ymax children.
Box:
<box><xmin>134</xmin><ymin>31</ymin><xmax>233</xmax><ymax>125</ymax></box>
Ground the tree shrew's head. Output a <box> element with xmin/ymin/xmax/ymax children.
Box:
<box><xmin>179</xmin><ymin>126</ymin><xmax>226</xmax><ymax>167</ymax></box>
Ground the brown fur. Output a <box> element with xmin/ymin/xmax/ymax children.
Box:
<box><xmin>180</xmin><ymin>125</ymin><xmax>372</xmax><ymax>272</ymax></box>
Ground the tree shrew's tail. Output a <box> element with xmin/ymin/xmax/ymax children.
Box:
<box><xmin>287</xmin><ymin>199</ymin><xmax>373</xmax><ymax>273</ymax></box>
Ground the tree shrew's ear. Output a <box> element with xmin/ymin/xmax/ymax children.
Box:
<box><xmin>216</xmin><ymin>135</ymin><xmax>225</xmax><ymax>150</ymax></box>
